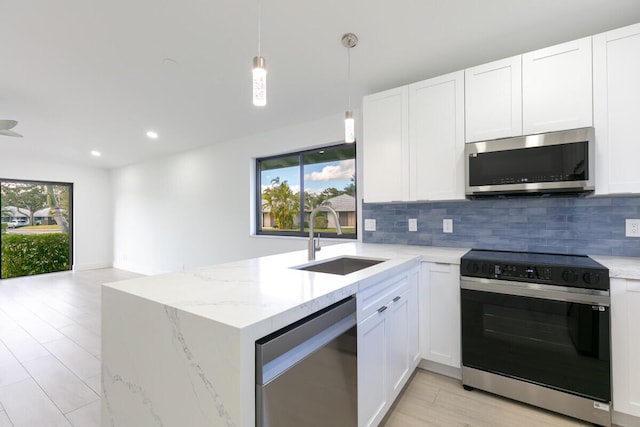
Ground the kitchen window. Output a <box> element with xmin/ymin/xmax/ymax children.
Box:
<box><xmin>256</xmin><ymin>143</ymin><xmax>356</xmax><ymax>238</ymax></box>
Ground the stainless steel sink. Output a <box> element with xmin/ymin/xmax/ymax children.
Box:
<box><xmin>294</xmin><ymin>256</ymin><xmax>387</xmax><ymax>276</ymax></box>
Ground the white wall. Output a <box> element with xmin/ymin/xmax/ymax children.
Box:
<box><xmin>0</xmin><ymin>155</ymin><xmax>113</xmax><ymax>271</ymax></box>
<box><xmin>112</xmin><ymin>112</ymin><xmax>362</xmax><ymax>275</ymax></box>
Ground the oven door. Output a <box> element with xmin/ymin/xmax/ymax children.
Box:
<box><xmin>461</xmin><ymin>277</ymin><xmax>610</xmax><ymax>402</ymax></box>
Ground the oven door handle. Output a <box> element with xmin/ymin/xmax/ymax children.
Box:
<box><xmin>460</xmin><ymin>276</ymin><xmax>610</xmax><ymax>306</ymax></box>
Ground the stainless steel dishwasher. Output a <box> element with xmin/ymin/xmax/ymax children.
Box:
<box><xmin>256</xmin><ymin>296</ymin><xmax>357</xmax><ymax>427</ymax></box>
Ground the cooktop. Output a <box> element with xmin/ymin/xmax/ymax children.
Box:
<box><xmin>460</xmin><ymin>249</ymin><xmax>609</xmax><ymax>291</ymax></box>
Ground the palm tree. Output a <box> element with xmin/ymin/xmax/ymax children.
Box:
<box><xmin>262</xmin><ymin>178</ymin><xmax>299</xmax><ymax>230</ymax></box>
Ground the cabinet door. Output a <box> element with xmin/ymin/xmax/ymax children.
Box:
<box><xmin>522</xmin><ymin>37</ymin><xmax>593</xmax><ymax>135</ymax></box>
<box><xmin>420</xmin><ymin>262</ymin><xmax>461</xmax><ymax>368</ymax></box>
<box><xmin>465</xmin><ymin>56</ymin><xmax>522</xmax><ymax>142</ymax></box>
<box><xmin>407</xmin><ymin>267</ymin><xmax>421</xmax><ymax>367</ymax></box>
<box><xmin>387</xmin><ymin>286</ymin><xmax>411</xmax><ymax>397</ymax></box>
<box><xmin>358</xmin><ymin>309</ymin><xmax>388</xmax><ymax>427</ymax></box>
<box><xmin>611</xmin><ymin>278</ymin><xmax>640</xmax><ymax>418</ymax></box>
<box><xmin>593</xmin><ymin>23</ymin><xmax>640</xmax><ymax>195</ymax></box>
<box><xmin>409</xmin><ymin>71</ymin><xmax>465</xmax><ymax>201</ymax></box>
<box><xmin>362</xmin><ymin>86</ymin><xmax>409</xmax><ymax>202</ymax></box>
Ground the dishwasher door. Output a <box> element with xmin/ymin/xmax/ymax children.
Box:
<box><xmin>256</xmin><ymin>296</ymin><xmax>357</xmax><ymax>427</ymax></box>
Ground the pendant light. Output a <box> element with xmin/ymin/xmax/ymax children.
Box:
<box><xmin>252</xmin><ymin>0</ymin><xmax>266</xmax><ymax>106</ymax></box>
<box><xmin>342</xmin><ymin>33</ymin><xmax>358</xmax><ymax>143</ymax></box>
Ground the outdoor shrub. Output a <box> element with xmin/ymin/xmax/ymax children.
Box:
<box><xmin>313</xmin><ymin>215</ymin><xmax>328</xmax><ymax>229</ymax></box>
<box><xmin>1</xmin><ymin>233</ymin><xmax>69</xmax><ymax>279</ymax></box>
<box><xmin>0</xmin><ymin>223</ymin><xmax>6</xmax><ymax>235</ymax></box>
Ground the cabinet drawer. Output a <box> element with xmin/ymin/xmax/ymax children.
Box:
<box><xmin>358</xmin><ymin>275</ymin><xmax>409</xmax><ymax>320</ymax></box>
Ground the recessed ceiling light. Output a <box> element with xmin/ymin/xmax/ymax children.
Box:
<box><xmin>91</xmin><ymin>150</ymin><xmax>102</xmax><ymax>157</ymax></box>
<box><xmin>146</xmin><ymin>130</ymin><xmax>159</xmax><ymax>139</ymax></box>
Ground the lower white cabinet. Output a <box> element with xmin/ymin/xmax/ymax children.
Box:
<box><xmin>611</xmin><ymin>278</ymin><xmax>640</xmax><ymax>419</ymax></box>
<box><xmin>357</xmin><ymin>265</ymin><xmax>419</xmax><ymax>427</ymax></box>
<box><xmin>419</xmin><ymin>262</ymin><xmax>461</xmax><ymax>369</ymax></box>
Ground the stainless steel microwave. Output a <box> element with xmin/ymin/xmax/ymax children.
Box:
<box><xmin>465</xmin><ymin>127</ymin><xmax>595</xmax><ymax>196</ymax></box>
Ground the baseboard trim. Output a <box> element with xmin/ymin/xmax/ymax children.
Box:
<box><xmin>613</xmin><ymin>410</ymin><xmax>640</xmax><ymax>427</ymax></box>
<box><xmin>418</xmin><ymin>359</ymin><xmax>462</xmax><ymax>380</ymax></box>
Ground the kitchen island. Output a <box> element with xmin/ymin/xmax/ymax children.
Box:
<box><xmin>101</xmin><ymin>243</ymin><xmax>465</xmax><ymax>427</ymax></box>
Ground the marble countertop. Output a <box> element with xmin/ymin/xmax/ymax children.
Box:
<box><xmin>591</xmin><ymin>255</ymin><xmax>640</xmax><ymax>281</ymax></box>
<box><xmin>104</xmin><ymin>242</ymin><xmax>459</xmax><ymax>334</ymax></box>
<box><xmin>104</xmin><ymin>242</ymin><xmax>639</xmax><ymax>335</ymax></box>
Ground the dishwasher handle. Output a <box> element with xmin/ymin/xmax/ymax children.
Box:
<box><xmin>256</xmin><ymin>296</ymin><xmax>356</xmax><ymax>385</ymax></box>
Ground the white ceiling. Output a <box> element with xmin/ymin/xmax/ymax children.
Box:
<box><xmin>2</xmin><ymin>0</ymin><xmax>640</xmax><ymax>169</ymax></box>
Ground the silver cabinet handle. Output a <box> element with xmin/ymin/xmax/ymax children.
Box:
<box><xmin>393</xmin><ymin>296</ymin><xmax>401</xmax><ymax>302</ymax></box>
<box><xmin>377</xmin><ymin>305</ymin><xmax>388</xmax><ymax>313</ymax></box>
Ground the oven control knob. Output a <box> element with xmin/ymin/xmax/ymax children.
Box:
<box><xmin>481</xmin><ymin>264</ymin><xmax>492</xmax><ymax>275</ymax></box>
<box><xmin>562</xmin><ymin>269</ymin><xmax>578</xmax><ymax>283</ymax></box>
<box><xmin>582</xmin><ymin>272</ymin><xmax>591</xmax><ymax>285</ymax></box>
<box><xmin>471</xmin><ymin>263</ymin><xmax>479</xmax><ymax>274</ymax></box>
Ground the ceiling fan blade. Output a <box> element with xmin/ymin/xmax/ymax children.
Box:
<box><xmin>0</xmin><ymin>129</ymin><xmax>23</xmax><ymax>137</ymax></box>
<box><xmin>0</xmin><ymin>120</ymin><xmax>18</xmax><ymax>130</ymax></box>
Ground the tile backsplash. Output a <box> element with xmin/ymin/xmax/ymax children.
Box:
<box><xmin>362</xmin><ymin>195</ymin><xmax>640</xmax><ymax>257</ymax></box>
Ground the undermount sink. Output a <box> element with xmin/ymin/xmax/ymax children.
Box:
<box><xmin>294</xmin><ymin>256</ymin><xmax>387</xmax><ymax>276</ymax></box>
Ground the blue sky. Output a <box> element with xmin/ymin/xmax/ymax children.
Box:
<box><xmin>261</xmin><ymin>159</ymin><xmax>355</xmax><ymax>195</ymax></box>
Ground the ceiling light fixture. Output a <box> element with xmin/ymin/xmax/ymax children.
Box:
<box><xmin>91</xmin><ymin>150</ymin><xmax>102</xmax><ymax>157</ymax></box>
<box><xmin>146</xmin><ymin>130</ymin><xmax>159</xmax><ymax>139</ymax></box>
<box><xmin>342</xmin><ymin>33</ymin><xmax>358</xmax><ymax>143</ymax></box>
<box><xmin>252</xmin><ymin>0</ymin><xmax>266</xmax><ymax>106</ymax></box>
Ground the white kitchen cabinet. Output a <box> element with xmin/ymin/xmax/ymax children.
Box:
<box><xmin>358</xmin><ymin>304</ymin><xmax>387</xmax><ymax>427</ymax></box>
<box><xmin>593</xmin><ymin>23</ymin><xmax>640</xmax><ymax>195</ymax></box>
<box><xmin>522</xmin><ymin>37</ymin><xmax>593</xmax><ymax>135</ymax></box>
<box><xmin>409</xmin><ymin>71</ymin><xmax>465</xmax><ymax>201</ymax></box>
<box><xmin>465</xmin><ymin>56</ymin><xmax>522</xmax><ymax>142</ymax></box>
<box><xmin>611</xmin><ymin>277</ymin><xmax>640</xmax><ymax>420</ymax></box>
<box><xmin>362</xmin><ymin>73</ymin><xmax>465</xmax><ymax>203</ymax></box>
<box><xmin>357</xmin><ymin>265</ymin><xmax>419</xmax><ymax>427</ymax></box>
<box><xmin>419</xmin><ymin>262</ymin><xmax>461</xmax><ymax>370</ymax></box>
<box><xmin>362</xmin><ymin>86</ymin><xmax>409</xmax><ymax>202</ymax></box>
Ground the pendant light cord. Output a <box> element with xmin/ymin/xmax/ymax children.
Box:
<box><xmin>257</xmin><ymin>0</ymin><xmax>262</xmax><ymax>57</ymax></box>
<box><xmin>347</xmin><ymin>44</ymin><xmax>351</xmax><ymax>111</ymax></box>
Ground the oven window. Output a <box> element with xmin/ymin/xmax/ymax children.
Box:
<box><xmin>461</xmin><ymin>289</ymin><xmax>610</xmax><ymax>402</ymax></box>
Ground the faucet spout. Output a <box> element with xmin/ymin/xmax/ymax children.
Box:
<box><xmin>308</xmin><ymin>204</ymin><xmax>343</xmax><ymax>260</ymax></box>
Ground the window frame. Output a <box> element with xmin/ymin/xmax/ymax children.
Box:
<box><xmin>255</xmin><ymin>142</ymin><xmax>357</xmax><ymax>239</ymax></box>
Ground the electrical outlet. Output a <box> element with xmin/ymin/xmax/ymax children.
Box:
<box><xmin>408</xmin><ymin>218</ymin><xmax>417</xmax><ymax>232</ymax></box>
<box><xmin>626</xmin><ymin>219</ymin><xmax>640</xmax><ymax>237</ymax></box>
<box><xmin>443</xmin><ymin>218</ymin><xmax>453</xmax><ymax>233</ymax></box>
<box><xmin>364</xmin><ymin>218</ymin><xmax>377</xmax><ymax>231</ymax></box>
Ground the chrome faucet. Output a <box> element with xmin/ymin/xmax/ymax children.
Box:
<box><xmin>308</xmin><ymin>204</ymin><xmax>343</xmax><ymax>260</ymax></box>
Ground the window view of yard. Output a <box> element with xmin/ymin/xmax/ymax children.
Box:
<box><xmin>258</xmin><ymin>143</ymin><xmax>356</xmax><ymax>237</ymax></box>
<box><xmin>0</xmin><ymin>181</ymin><xmax>72</xmax><ymax>279</ymax></box>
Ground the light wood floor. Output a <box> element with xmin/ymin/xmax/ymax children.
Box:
<box><xmin>0</xmin><ymin>268</ymin><xmax>141</xmax><ymax>427</ymax></box>
<box><xmin>383</xmin><ymin>369</ymin><xmax>594</xmax><ymax>427</ymax></box>
<box><xmin>0</xmin><ymin>268</ymin><xmax>608</xmax><ymax>427</ymax></box>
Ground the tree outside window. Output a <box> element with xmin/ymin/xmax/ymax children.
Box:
<box><xmin>257</xmin><ymin>143</ymin><xmax>356</xmax><ymax>238</ymax></box>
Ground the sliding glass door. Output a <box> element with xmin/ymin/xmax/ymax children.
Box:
<box><xmin>0</xmin><ymin>179</ymin><xmax>73</xmax><ymax>279</ymax></box>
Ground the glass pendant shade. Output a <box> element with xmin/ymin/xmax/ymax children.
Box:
<box><xmin>345</xmin><ymin>111</ymin><xmax>355</xmax><ymax>143</ymax></box>
<box><xmin>253</xmin><ymin>56</ymin><xmax>267</xmax><ymax>106</ymax></box>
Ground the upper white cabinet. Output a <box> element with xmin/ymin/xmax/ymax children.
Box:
<box><xmin>611</xmin><ymin>278</ymin><xmax>640</xmax><ymax>419</ymax></box>
<box><xmin>465</xmin><ymin>37</ymin><xmax>593</xmax><ymax>142</ymax></box>
<box><xmin>362</xmin><ymin>72</ymin><xmax>465</xmax><ymax>203</ymax></box>
<box><xmin>362</xmin><ymin>86</ymin><xmax>409</xmax><ymax>202</ymax></box>
<box><xmin>409</xmin><ymin>71</ymin><xmax>465</xmax><ymax>201</ymax></box>
<box><xmin>465</xmin><ymin>56</ymin><xmax>523</xmax><ymax>142</ymax></box>
<box><xmin>593</xmin><ymin>23</ymin><xmax>640</xmax><ymax>195</ymax></box>
<box><xmin>522</xmin><ymin>37</ymin><xmax>593</xmax><ymax>135</ymax></box>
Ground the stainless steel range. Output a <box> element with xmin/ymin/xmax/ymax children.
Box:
<box><xmin>460</xmin><ymin>249</ymin><xmax>611</xmax><ymax>427</ymax></box>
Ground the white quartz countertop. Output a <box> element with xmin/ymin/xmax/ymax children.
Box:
<box><xmin>104</xmin><ymin>242</ymin><xmax>639</xmax><ymax>335</ymax></box>
<box><xmin>104</xmin><ymin>243</ymin><xmax>462</xmax><ymax>334</ymax></box>
<box><xmin>591</xmin><ymin>255</ymin><xmax>640</xmax><ymax>281</ymax></box>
